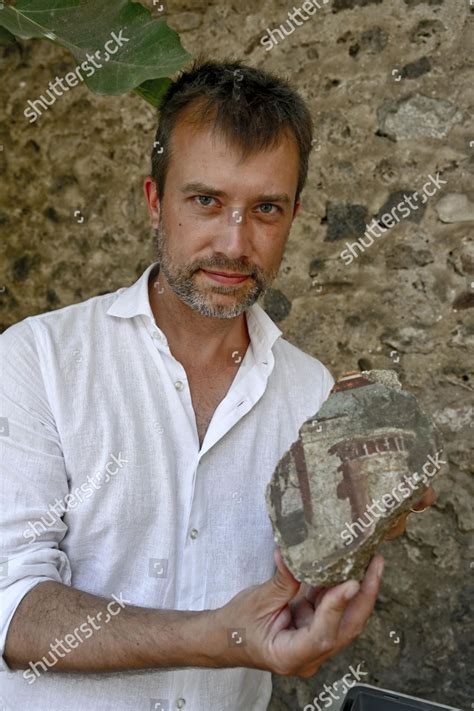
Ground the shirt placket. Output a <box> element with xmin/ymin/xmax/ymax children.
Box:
<box><xmin>142</xmin><ymin>316</ymin><xmax>275</xmax><ymax>710</ymax></box>
<box><xmin>144</xmin><ymin>319</ymin><xmax>203</xmax><ymax>710</ymax></box>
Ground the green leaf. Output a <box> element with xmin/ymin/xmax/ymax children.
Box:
<box><xmin>133</xmin><ymin>77</ymin><xmax>171</xmax><ymax>108</ymax></box>
<box><xmin>0</xmin><ymin>0</ymin><xmax>192</xmax><ymax>97</ymax></box>
<box><xmin>0</xmin><ymin>25</ymin><xmax>16</xmax><ymax>45</ymax></box>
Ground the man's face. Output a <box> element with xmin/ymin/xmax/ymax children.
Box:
<box><xmin>145</xmin><ymin>115</ymin><xmax>301</xmax><ymax>319</ymax></box>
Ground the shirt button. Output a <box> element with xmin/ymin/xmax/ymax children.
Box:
<box><xmin>189</xmin><ymin>528</ymin><xmax>199</xmax><ymax>539</ymax></box>
<box><xmin>176</xmin><ymin>699</ymin><xmax>186</xmax><ymax>708</ymax></box>
<box><xmin>174</xmin><ymin>380</ymin><xmax>185</xmax><ymax>391</ymax></box>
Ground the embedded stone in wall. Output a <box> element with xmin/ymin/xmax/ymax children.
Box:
<box><xmin>435</xmin><ymin>194</ymin><xmax>474</xmax><ymax>223</ymax></box>
<box><xmin>376</xmin><ymin>94</ymin><xmax>463</xmax><ymax>140</ymax></box>
<box><xmin>263</xmin><ymin>288</ymin><xmax>292</xmax><ymax>322</ymax></box>
<box><xmin>266</xmin><ymin>370</ymin><xmax>447</xmax><ymax>587</ymax></box>
<box><xmin>376</xmin><ymin>190</ymin><xmax>426</xmax><ymax>224</ymax></box>
<box><xmin>325</xmin><ymin>202</ymin><xmax>369</xmax><ymax>242</ymax></box>
<box><xmin>400</xmin><ymin>56</ymin><xmax>431</xmax><ymax>79</ymax></box>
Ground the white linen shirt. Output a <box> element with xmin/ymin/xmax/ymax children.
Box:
<box><xmin>0</xmin><ymin>261</ymin><xmax>334</xmax><ymax>711</ymax></box>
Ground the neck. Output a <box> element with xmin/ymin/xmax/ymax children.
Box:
<box><xmin>148</xmin><ymin>265</ymin><xmax>251</xmax><ymax>369</ymax></box>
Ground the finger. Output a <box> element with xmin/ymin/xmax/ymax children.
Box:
<box><xmin>313</xmin><ymin>586</ymin><xmax>330</xmax><ymax>609</ymax></box>
<box><xmin>271</xmin><ymin>548</ymin><xmax>301</xmax><ymax>598</ymax></box>
<box><xmin>291</xmin><ymin>597</ymin><xmax>315</xmax><ymax>628</ymax></box>
<box><xmin>295</xmin><ymin>659</ymin><xmax>324</xmax><ymax>679</ymax></box>
<box><xmin>384</xmin><ymin>514</ymin><xmax>408</xmax><ymax>540</ymax></box>
<box><xmin>274</xmin><ymin>548</ymin><xmax>300</xmax><ymax>583</ymax></box>
<box><xmin>289</xmin><ymin>582</ymin><xmax>315</xmax><ymax>627</ymax></box>
<box><xmin>288</xmin><ymin>583</ymin><xmax>310</xmax><ymax>618</ymax></box>
<box><xmin>304</xmin><ymin>584</ymin><xmax>324</xmax><ymax>605</ymax></box>
<box><xmin>338</xmin><ymin>554</ymin><xmax>384</xmax><ymax>644</ymax></box>
<box><xmin>293</xmin><ymin>580</ymin><xmax>331</xmax><ymax>627</ymax></box>
<box><xmin>411</xmin><ymin>486</ymin><xmax>436</xmax><ymax>511</ymax></box>
<box><xmin>277</xmin><ymin>579</ymin><xmax>360</xmax><ymax>669</ymax></box>
<box><xmin>385</xmin><ymin>486</ymin><xmax>438</xmax><ymax>540</ymax></box>
<box><xmin>305</xmin><ymin>579</ymin><xmax>361</xmax><ymax>654</ymax></box>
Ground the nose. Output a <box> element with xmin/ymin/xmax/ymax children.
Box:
<box><xmin>210</xmin><ymin>207</ymin><xmax>253</xmax><ymax>260</ymax></box>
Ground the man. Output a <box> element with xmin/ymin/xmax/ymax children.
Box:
<box><xmin>0</xmin><ymin>59</ymin><xmax>433</xmax><ymax>710</ymax></box>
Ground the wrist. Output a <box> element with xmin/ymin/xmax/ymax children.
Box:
<box><xmin>203</xmin><ymin>606</ymin><xmax>252</xmax><ymax>670</ymax></box>
<box><xmin>196</xmin><ymin>607</ymin><xmax>227</xmax><ymax>669</ymax></box>
<box><xmin>171</xmin><ymin>608</ymin><xmax>224</xmax><ymax>669</ymax></box>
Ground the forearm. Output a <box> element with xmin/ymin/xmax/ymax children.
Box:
<box><xmin>4</xmin><ymin>581</ymin><xmax>219</xmax><ymax>673</ymax></box>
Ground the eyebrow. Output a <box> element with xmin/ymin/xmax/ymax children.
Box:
<box><xmin>180</xmin><ymin>181</ymin><xmax>292</xmax><ymax>205</ymax></box>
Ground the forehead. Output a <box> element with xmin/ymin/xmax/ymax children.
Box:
<box><xmin>166</xmin><ymin>113</ymin><xmax>300</xmax><ymax>195</ymax></box>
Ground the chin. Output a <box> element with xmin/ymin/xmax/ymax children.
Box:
<box><xmin>194</xmin><ymin>295</ymin><xmax>251</xmax><ymax>319</ymax></box>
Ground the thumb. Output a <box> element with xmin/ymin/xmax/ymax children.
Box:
<box><xmin>269</xmin><ymin>547</ymin><xmax>301</xmax><ymax>603</ymax></box>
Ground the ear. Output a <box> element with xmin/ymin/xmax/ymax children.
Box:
<box><xmin>292</xmin><ymin>199</ymin><xmax>301</xmax><ymax>221</ymax></box>
<box><xmin>143</xmin><ymin>176</ymin><xmax>160</xmax><ymax>229</ymax></box>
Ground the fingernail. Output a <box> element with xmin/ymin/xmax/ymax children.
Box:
<box><xmin>344</xmin><ymin>581</ymin><xmax>360</xmax><ymax>600</ymax></box>
<box><xmin>377</xmin><ymin>558</ymin><xmax>385</xmax><ymax>579</ymax></box>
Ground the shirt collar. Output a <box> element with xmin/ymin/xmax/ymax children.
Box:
<box><xmin>106</xmin><ymin>262</ymin><xmax>158</xmax><ymax>323</ymax></box>
<box><xmin>106</xmin><ymin>262</ymin><xmax>282</xmax><ymax>363</ymax></box>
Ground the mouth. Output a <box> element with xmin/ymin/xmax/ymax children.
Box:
<box><xmin>199</xmin><ymin>269</ymin><xmax>251</xmax><ymax>285</ymax></box>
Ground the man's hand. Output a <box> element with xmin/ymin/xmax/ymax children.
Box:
<box><xmin>212</xmin><ymin>549</ymin><xmax>384</xmax><ymax>678</ymax></box>
<box><xmin>383</xmin><ymin>486</ymin><xmax>436</xmax><ymax>541</ymax></box>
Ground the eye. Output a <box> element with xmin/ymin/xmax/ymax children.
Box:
<box><xmin>194</xmin><ymin>195</ymin><xmax>217</xmax><ymax>207</ymax></box>
<box><xmin>258</xmin><ymin>203</ymin><xmax>280</xmax><ymax>215</ymax></box>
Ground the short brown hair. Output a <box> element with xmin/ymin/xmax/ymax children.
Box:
<box><xmin>151</xmin><ymin>57</ymin><xmax>313</xmax><ymax>206</ymax></box>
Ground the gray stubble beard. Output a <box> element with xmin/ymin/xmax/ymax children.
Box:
<box><xmin>152</xmin><ymin>217</ymin><xmax>279</xmax><ymax>319</ymax></box>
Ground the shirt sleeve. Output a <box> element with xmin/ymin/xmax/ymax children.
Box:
<box><xmin>0</xmin><ymin>319</ymin><xmax>71</xmax><ymax>671</ymax></box>
<box><xmin>321</xmin><ymin>363</ymin><xmax>335</xmax><ymax>401</ymax></box>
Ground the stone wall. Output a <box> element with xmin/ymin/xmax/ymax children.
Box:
<box><xmin>0</xmin><ymin>0</ymin><xmax>472</xmax><ymax>708</ymax></box>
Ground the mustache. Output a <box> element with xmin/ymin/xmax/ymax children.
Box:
<box><xmin>192</xmin><ymin>262</ymin><xmax>257</xmax><ymax>277</ymax></box>
<box><xmin>154</xmin><ymin>227</ymin><xmax>260</xmax><ymax>278</ymax></box>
